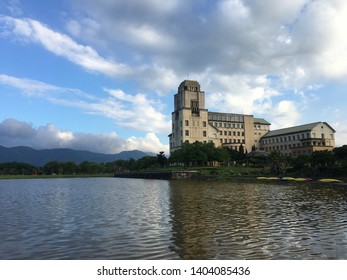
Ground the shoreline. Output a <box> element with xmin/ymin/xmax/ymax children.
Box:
<box><xmin>0</xmin><ymin>174</ymin><xmax>114</xmax><ymax>180</ymax></box>
<box><xmin>1</xmin><ymin>172</ymin><xmax>346</xmax><ymax>187</ymax></box>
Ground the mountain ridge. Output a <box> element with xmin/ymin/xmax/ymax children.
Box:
<box><xmin>0</xmin><ymin>145</ymin><xmax>153</xmax><ymax>166</ymax></box>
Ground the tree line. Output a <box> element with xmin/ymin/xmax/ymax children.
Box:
<box><xmin>0</xmin><ymin>152</ymin><xmax>168</xmax><ymax>175</ymax></box>
<box><xmin>1</xmin><ymin>143</ymin><xmax>347</xmax><ymax>177</ymax></box>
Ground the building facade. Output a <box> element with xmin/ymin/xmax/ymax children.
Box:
<box><xmin>260</xmin><ymin>122</ymin><xmax>336</xmax><ymax>156</ymax></box>
<box><xmin>169</xmin><ymin>80</ymin><xmax>336</xmax><ymax>156</ymax></box>
<box><xmin>169</xmin><ymin>80</ymin><xmax>271</xmax><ymax>153</ymax></box>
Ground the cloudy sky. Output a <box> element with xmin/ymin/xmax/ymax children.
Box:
<box><xmin>1</xmin><ymin>0</ymin><xmax>347</xmax><ymax>154</ymax></box>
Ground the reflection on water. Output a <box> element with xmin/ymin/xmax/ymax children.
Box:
<box><xmin>0</xmin><ymin>178</ymin><xmax>346</xmax><ymax>259</ymax></box>
<box><xmin>169</xmin><ymin>181</ymin><xmax>347</xmax><ymax>259</ymax></box>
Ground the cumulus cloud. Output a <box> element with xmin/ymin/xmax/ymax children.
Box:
<box><xmin>0</xmin><ymin>118</ymin><xmax>36</xmax><ymax>139</ymax></box>
<box><xmin>2</xmin><ymin>0</ymin><xmax>347</xmax><ymax>144</ymax></box>
<box><xmin>0</xmin><ymin>119</ymin><xmax>168</xmax><ymax>154</ymax></box>
<box><xmin>56</xmin><ymin>0</ymin><xmax>347</xmax><ymax>121</ymax></box>
<box><xmin>204</xmin><ymin>74</ymin><xmax>279</xmax><ymax>115</ymax></box>
<box><xmin>269</xmin><ymin>100</ymin><xmax>301</xmax><ymax>129</ymax></box>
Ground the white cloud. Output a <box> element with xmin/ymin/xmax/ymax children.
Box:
<box><xmin>2</xmin><ymin>0</ymin><xmax>347</xmax><ymax>147</ymax></box>
<box><xmin>0</xmin><ymin>118</ymin><xmax>168</xmax><ymax>154</ymax></box>
<box><xmin>0</xmin><ymin>74</ymin><xmax>171</xmax><ymax>134</ymax></box>
<box><xmin>0</xmin><ymin>74</ymin><xmax>58</xmax><ymax>95</ymax></box>
<box><xmin>6</xmin><ymin>0</ymin><xmax>23</xmax><ymax>16</ymax></box>
<box><xmin>332</xmin><ymin>121</ymin><xmax>347</xmax><ymax>147</ymax></box>
<box><xmin>269</xmin><ymin>100</ymin><xmax>301</xmax><ymax>129</ymax></box>
<box><xmin>103</xmin><ymin>89</ymin><xmax>171</xmax><ymax>132</ymax></box>
<box><xmin>204</xmin><ymin>73</ymin><xmax>279</xmax><ymax>115</ymax></box>
<box><xmin>0</xmin><ymin>15</ymin><xmax>131</xmax><ymax>77</ymax></box>
<box><xmin>0</xmin><ymin>73</ymin><xmax>95</xmax><ymax>100</ymax></box>
<box><xmin>126</xmin><ymin>133</ymin><xmax>169</xmax><ymax>154</ymax></box>
<box><xmin>0</xmin><ymin>118</ymin><xmax>36</xmax><ymax>138</ymax></box>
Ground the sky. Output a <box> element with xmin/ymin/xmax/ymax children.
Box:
<box><xmin>1</xmin><ymin>0</ymin><xmax>347</xmax><ymax>155</ymax></box>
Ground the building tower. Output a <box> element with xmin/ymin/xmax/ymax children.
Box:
<box><xmin>169</xmin><ymin>80</ymin><xmax>209</xmax><ymax>153</ymax></box>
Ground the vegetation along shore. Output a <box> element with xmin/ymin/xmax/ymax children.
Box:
<box><xmin>1</xmin><ymin>143</ymin><xmax>346</xmax><ymax>184</ymax></box>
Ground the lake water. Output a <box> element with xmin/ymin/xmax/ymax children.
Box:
<box><xmin>0</xmin><ymin>177</ymin><xmax>346</xmax><ymax>259</ymax></box>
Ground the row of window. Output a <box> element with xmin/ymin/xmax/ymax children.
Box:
<box><xmin>262</xmin><ymin>133</ymin><xmax>311</xmax><ymax>144</ymax></box>
<box><xmin>212</xmin><ymin>122</ymin><xmax>244</xmax><ymax>129</ymax></box>
<box><xmin>254</xmin><ymin>124</ymin><xmax>265</xmax><ymax>130</ymax></box>
<box><xmin>184</xmin><ymin>130</ymin><xmax>207</xmax><ymax>137</ymax></box>
<box><xmin>264</xmin><ymin>140</ymin><xmax>328</xmax><ymax>151</ymax></box>
<box><xmin>220</xmin><ymin>139</ymin><xmax>245</xmax><ymax>144</ymax></box>
<box><xmin>264</xmin><ymin>144</ymin><xmax>302</xmax><ymax>152</ymax></box>
<box><xmin>220</xmin><ymin>131</ymin><xmax>244</xmax><ymax>136</ymax></box>
<box><xmin>208</xmin><ymin>114</ymin><xmax>244</xmax><ymax>122</ymax></box>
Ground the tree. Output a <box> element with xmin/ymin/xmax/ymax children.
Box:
<box><xmin>311</xmin><ymin>150</ymin><xmax>334</xmax><ymax>169</ymax></box>
<box><xmin>43</xmin><ymin>161</ymin><xmax>62</xmax><ymax>175</ymax></box>
<box><xmin>156</xmin><ymin>151</ymin><xmax>167</xmax><ymax>168</ymax></box>
<box><xmin>61</xmin><ymin>161</ymin><xmax>77</xmax><ymax>175</ymax></box>
<box><xmin>269</xmin><ymin>151</ymin><xmax>286</xmax><ymax>175</ymax></box>
<box><xmin>0</xmin><ymin>162</ymin><xmax>37</xmax><ymax>175</ymax></box>
<box><xmin>169</xmin><ymin>141</ymin><xmax>230</xmax><ymax>167</ymax></box>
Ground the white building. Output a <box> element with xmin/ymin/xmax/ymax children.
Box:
<box><xmin>260</xmin><ymin>122</ymin><xmax>336</xmax><ymax>156</ymax></box>
<box><xmin>169</xmin><ymin>80</ymin><xmax>336</xmax><ymax>157</ymax></box>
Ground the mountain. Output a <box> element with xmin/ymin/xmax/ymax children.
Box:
<box><xmin>0</xmin><ymin>146</ymin><xmax>152</xmax><ymax>166</ymax></box>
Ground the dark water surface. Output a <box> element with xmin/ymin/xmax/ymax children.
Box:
<box><xmin>0</xmin><ymin>178</ymin><xmax>346</xmax><ymax>259</ymax></box>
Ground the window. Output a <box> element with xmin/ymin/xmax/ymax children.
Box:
<box><xmin>185</xmin><ymin>130</ymin><xmax>189</xmax><ymax>136</ymax></box>
<box><xmin>203</xmin><ymin>131</ymin><xmax>207</xmax><ymax>137</ymax></box>
<box><xmin>203</xmin><ymin>121</ymin><xmax>207</xmax><ymax>127</ymax></box>
<box><xmin>185</xmin><ymin>120</ymin><xmax>189</xmax><ymax>126</ymax></box>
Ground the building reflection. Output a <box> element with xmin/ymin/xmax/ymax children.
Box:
<box><xmin>167</xmin><ymin>180</ymin><xmax>270</xmax><ymax>259</ymax></box>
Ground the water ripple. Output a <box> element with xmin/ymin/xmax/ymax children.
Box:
<box><xmin>0</xmin><ymin>178</ymin><xmax>346</xmax><ymax>259</ymax></box>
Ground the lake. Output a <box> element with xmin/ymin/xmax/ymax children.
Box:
<box><xmin>0</xmin><ymin>177</ymin><xmax>346</xmax><ymax>259</ymax></box>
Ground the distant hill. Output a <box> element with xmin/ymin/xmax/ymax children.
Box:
<box><xmin>0</xmin><ymin>146</ymin><xmax>152</xmax><ymax>166</ymax></box>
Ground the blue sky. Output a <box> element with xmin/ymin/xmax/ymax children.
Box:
<box><xmin>1</xmin><ymin>0</ymin><xmax>347</xmax><ymax>154</ymax></box>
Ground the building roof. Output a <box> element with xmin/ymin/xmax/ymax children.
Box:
<box><xmin>262</xmin><ymin>122</ymin><xmax>336</xmax><ymax>138</ymax></box>
<box><xmin>254</xmin><ymin>118</ymin><xmax>271</xmax><ymax>125</ymax></box>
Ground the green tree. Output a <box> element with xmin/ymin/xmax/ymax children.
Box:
<box><xmin>43</xmin><ymin>161</ymin><xmax>62</xmax><ymax>175</ymax></box>
<box><xmin>156</xmin><ymin>151</ymin><xmax>167</xmax><ymax>168</ymax></box>
<box><xmin>0</xmin><ymin>162</ymin><xmax>37</xmax><ymax>175</ymax></box>
<box><xmin>269</xmin><ymin>151</ymin><xmax>286</xmax><ymax>175</ymax></box>
<box><xmin>62</xmin><ymin>161</ymin><xmax>78</xmax><ymax>175</ymax></box>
